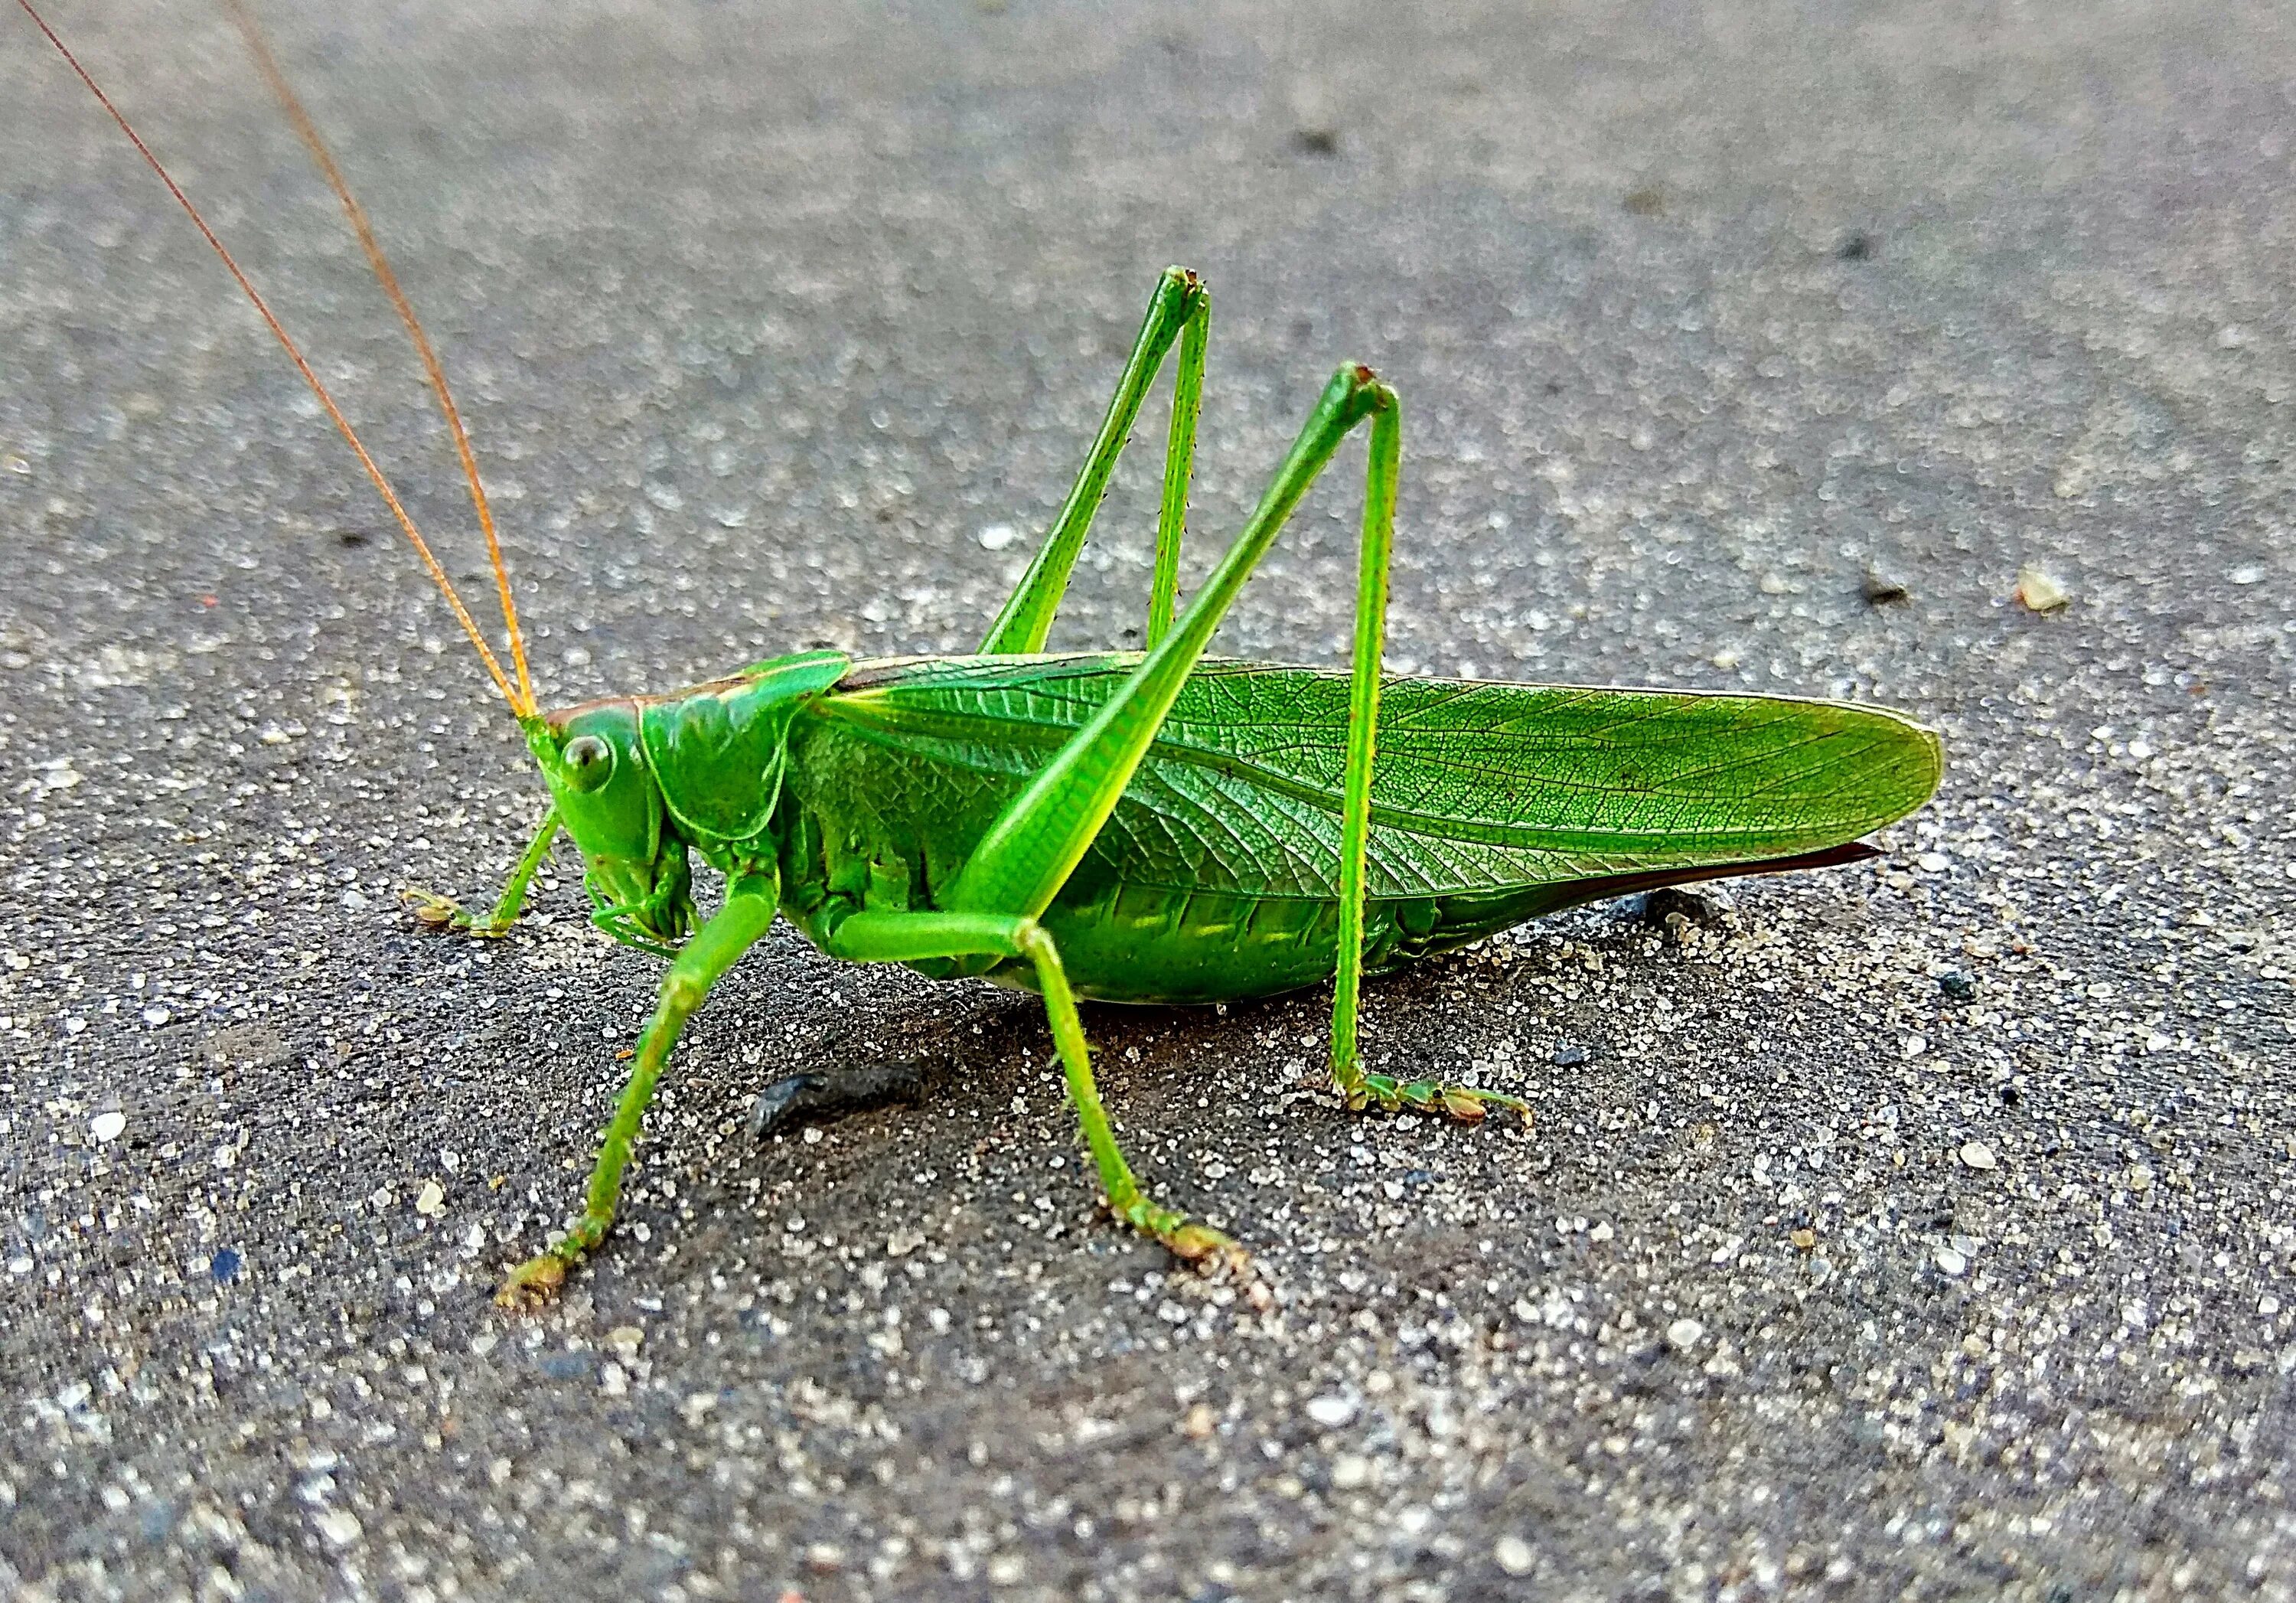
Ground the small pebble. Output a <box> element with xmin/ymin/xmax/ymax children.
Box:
<box><xmin>1551</xmin><ymin>1043</ymin><xmax>1591</xmax><ymax>1068</ymax></box>
<box><xmin>1939</xmin><ymin>971</ymin><xmax>1977</xmax><ymax>1001</ymax></box>
<box><xmin>976</xmin><ymin>523</ymin><xmax>1020</xmax><ymax>551</ymax></box>
<box><xmin>1180</xmin><ymin>1402</ymin><xmax>1216</xmax><ymax>1440</ymax></box>
<box><xmin>1958</xmin><ymin>1141</ymin><xmax>1998</xmax><ymax>1171</ymax></box>
<box><xmin>415</xmin><ymin>1180</ymin><xmax>446</xmax><ymax>1216</ymax></box>
<box><xmin>1494</xmin><ymin>1534</ymin><xmax>1537</xmax><ymax>1576</ymax></box>
<box><xmin>605</xmin><ymin>1325</ymin><xmax>645</xmax><ymax>1359</ymax></box>
<box><xmin>1303</xmin><ymin>1394</ymin><xmax>1356</xmax><ymax>1428</ymax></box>
<box><xmin>1935</xmin><ymin>1246</ymin><xmax>1968</xmax><ymax>1277</ymax></box>
<box><xmin>312</xmin><ymin>1507</ymin><xmax>362</xmax><ymax>1548</ymax></box>
<box><xmin>1330</xmin><ymin>1454</ymin><xmax>1373</xmax><ymax>1490</ymax></box>
<box><xmin>2014</xmin><ymin>565</ymin><xmax>2070</xmax><ymax>612</ymax></box>
<box><xmin>1666</xmin><ymin>1317</ymin><xmax>1704</xmax><ymax>1350</ymax></box>
<box><xmin>89</xmin><ymin>1111</ymin><xmax>126</xmax><ymax>1144</ymax></box>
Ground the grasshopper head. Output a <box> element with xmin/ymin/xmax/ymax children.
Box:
<box><xmin>527</xmin><ymin>703</ymin><xmax>696</xmax><ymax>953</ymax></box>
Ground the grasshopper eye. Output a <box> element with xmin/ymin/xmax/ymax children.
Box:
<box><xmin>562</xmin><ymin>734</ymin><xmax>615</xmax><ymax>792</ymax></box>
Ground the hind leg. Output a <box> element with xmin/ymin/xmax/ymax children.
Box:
<box><xmin>1290</xmin><ymin>377</ymin><xmax>1526</xmax><ymax>1128</ymax></box>
<box><xmin>982</xmin><ymin>267</ymin><xmax>1212</xmax><ymax>654</ymax></box>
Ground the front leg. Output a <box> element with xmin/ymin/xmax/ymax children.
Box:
<box><xmin>497</xmin><ymin>873</ymin><xmax>778</xmax><ymax>1309</ymax></box>
<box><xmin>403</xmin><ymin>807</ymin><xmax>559</xmax><ymax>937</ymax></box>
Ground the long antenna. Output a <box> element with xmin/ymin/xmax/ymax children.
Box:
<box><xmin>220</xmin><ymin>0</ymin><xmax>534</xmax><ymax>713</ymax></box>
<box><xmin>15</xmin><ymin>0</ymin><xmax>533</xmax><ymax>718</ymax></box>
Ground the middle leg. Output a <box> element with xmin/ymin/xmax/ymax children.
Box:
<box><xmin>824</xmin><ymin>909</ymin><xmax>1239</xmax><ymax>1265</ymax></box>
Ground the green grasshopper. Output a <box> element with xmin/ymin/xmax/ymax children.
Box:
<box><xmin>27</xmin><ymin>0</ymin><xmax>1942</xmax><ymax>1309</ymax></box>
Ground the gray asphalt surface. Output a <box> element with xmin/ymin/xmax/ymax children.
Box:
<box><xmin>5</xmin><ymin>1</ymin><xmax>2294</xmax><ymax>1598</ymax></box>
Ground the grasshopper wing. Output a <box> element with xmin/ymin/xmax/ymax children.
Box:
<box><xmin>820</xmin><ymin>655</ymin><xmax>1942</xmax><ymax>903</ymax></box>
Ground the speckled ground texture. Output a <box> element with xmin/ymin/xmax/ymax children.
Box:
<box><xmin>5</xmin><ymin>0</ymin><xmax>2294</xmax><ymax>1598</ymax></box>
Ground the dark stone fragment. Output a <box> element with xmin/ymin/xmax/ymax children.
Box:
<box><xmin>1863</xmin><ymin>567</ymin><xmax>1910</xmax><ymax>606</ymax></box>
<box><xmin>750</xmin><ymin>1055</ymin><xmax>930</xmax><ymax>1140</ymax></box>
<box><xmin>1642</xmin><ymin>886</ymin><xmax>1724</xmax><ymax>929</ymax></box>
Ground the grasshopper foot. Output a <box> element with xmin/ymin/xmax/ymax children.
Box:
<box><xmin>495</xmin><ymin>1214</ymin><xmax>609</xmax><ymax>1311</ymax></box>
<box><xmin>1335</xmin><ymin>1066</ymin><xmax>1532</xmax><ymax>1129</ymax></box>
<box><xmin>1110</xmin><ymin>1194</ymin><xmax>1250</xmax><ymax>1276</ymax></box>
<box><xmin>495</xmin><ymin>1252</ymin><xmax>568</xmax><ymax>1311</ymax></box>
<box><xmin>749</xmin><ymin>1056</ymin><xmax>930</xmax><ymax>1140</ymax></box>
<box><xmin>401</xmin><ymin>886</ymin><xmax>511</xmax><ymax>939</ymax></box>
